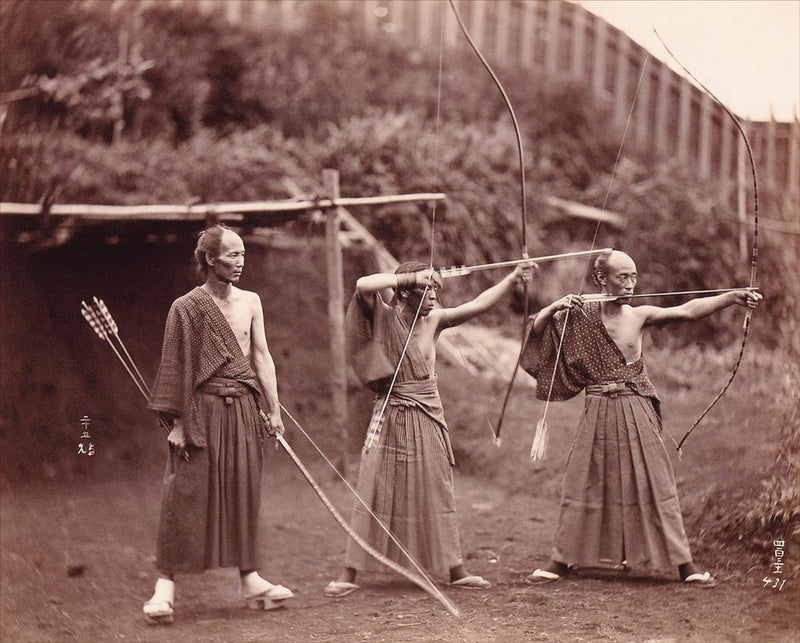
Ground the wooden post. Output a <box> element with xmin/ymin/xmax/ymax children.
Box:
<box><xmin>519</xmin><ymin>1</ymin><xmax>535</xmax><ymax>68</ymax></box>
<box><xmin>698</xmin><ymin>92</ymin><xmax>712</xmax><ymax>180</ymax></box>
<box><xmin>112</xmin><ymin>30</ymin><xmax>127</xmax><ymax>147</ymax></box>
<box><xmin>323</xmin><ymin>169</ymin><xmax>349</xmax><ymax>474</ymax></box>
<box><xmin>613</xmin><ymin>33</ymin><xmax>629</xmax><ymax>131</ymax></box>
<box><xmin>677</xmin><ymin>77</ymin><xmax>692</xmax><ymax>165</ymax></box>
<box><xmin>570</xmin><ymin>5</ymin><xmax>586</xmax><ymax>81</ymax></box>
<box><xmin>494</xmin><ymin>0</ymin><xmax>509</xmax><ymax>63</ymax></box>
<box><xmin>591</xmin><ymin>16</ymin><xmax>607</xmax><ymax>97</ymax></box>
<box><xmin>736</xmin><ymin>133</ymin><xmax>748</xmax><ymax>262</ymax></box>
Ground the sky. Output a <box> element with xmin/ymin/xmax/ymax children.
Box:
<box><xmin>574</xmin><ymin>0</ymin><xmax>800</xmax><ymax>122</ymax></box>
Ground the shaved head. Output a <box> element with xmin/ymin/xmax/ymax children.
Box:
<box><xmin>194</xmin><ymin>224</ymin><xmax>242</xmax><ymax>275</ymax></box>
<box><xmin>593</xmin><ymin>251</ymin><xmax>636</xmax><ymax>287</ymax></box>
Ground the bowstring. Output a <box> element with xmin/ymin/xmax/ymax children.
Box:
<box><xmin>365</xmin><ymin>5</ymin><xmax>448</xmax><ymax>452</ymax></box>
<box><xmin>431</xmin><ymin>4</ymin><xmax>500</xmax><ymax>442</ymax></box>
<box><xmin>447</xmin><ymin>0</ymin><xmax>530</xmax><ymax>443</ymax></box>
<box><xmin>653</xmin><ymin>30</ymin><xmax>759</xmax><ymax>452</ymax></box>
<box><xmin>279</xmin><ymin>404</ymin><xmax>448</xmax><ymax>602</ymax></box>
<box><xmin>535</xmin><ymin>55</ymin><xmax>654</xmax><ymax>449</ymax></box>
<box><xmin>580</xmin><ymin>54</ymin><xmax>650</xmax><ymax>296</ymax></box>
<box><xmin>429</xmin><ymin>3</ymin><xmax>446</xmax><ymax>269</ymax></box>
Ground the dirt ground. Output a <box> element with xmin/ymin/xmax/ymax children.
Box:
<box><xmin>2</xmin><ymin>442</ymin><xmax>797</xmax><ymax>643</ymax></box>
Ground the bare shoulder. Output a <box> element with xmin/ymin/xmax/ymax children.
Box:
<box><xmin>234</xmin><ymin>287</ymin><xmax>262</xmax><ymax>312</ymax></box>
<box><xmin>233</xmin><ymin>286</ymin><xmax>258</xmax><ymax>299</ymax></box>
<box><xmin>627</xmin><ymin>303</ymin><xmax>655</xmax><ymax>318</ymax></box>
<box><xmin>634</xmin><ymin>303</ymin><xmax>672</xmax><ymax>326</ymax></box>
<box><xmin>426</xmin><ymin>307</ymin><xmax>447</xmax><ymax>328</ymax></box>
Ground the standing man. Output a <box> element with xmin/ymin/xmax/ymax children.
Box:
<box><xmin>324</xmin><ymin>259</ymin><xmax>536</xmax><ymax>597</ymax></box>
<box><xmin>522</xmin><ymin>250</ymin><xmax>761</xmax><ymax>588</ymax></box>
<box><xmin>143</xmin><ymin>224</ymin><xmax>293</xmax><ymax>623</ymax></box>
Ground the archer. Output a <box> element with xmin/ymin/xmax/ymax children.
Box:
<box><xmin>324</xmin><ymin>258</ymin><xmax>536</xmax><ymax>597</ymax></box>
<box><xmin>143</xmin><ymin>224</ymin><xmax>293</xmax><ymax>623</ymax></box>
<box><xmin>522</xmin><ymin>249</ymin><xmax>761</xmax><ymax>588</ymax></box>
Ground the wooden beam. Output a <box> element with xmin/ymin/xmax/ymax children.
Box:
<box><xmin>323</xmin><ymin>169</ymin><xmax>350</xmax><ymax>475</ymax></box>
<box><xmin>544</xmin><ymin>195</ymin><xmax>625</xmax><ymax>228</ymax></box>
<box><xmin>0</xmin><ymin>193</ymin><xmax>446</xmax><ymax>221</ymax></box>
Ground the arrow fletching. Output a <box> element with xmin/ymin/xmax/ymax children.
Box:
<box><xmin>363</xmin><ymin>411</ymin><xmax>385</xmax><ymax>453</ymax></box>
<box><xmin>94</xmin><ymin>297</ymin><xmax>118</xmax><ymax>334</ymax></box>
<box><xmin>81</xmin><ymin>301</ymin><xmax>108</xmax><ymax>340</ymax></box>
<box><xmin>530</xmin><ymin>418</ymin><xmax>548</xmax><ymax>461</ymax></box>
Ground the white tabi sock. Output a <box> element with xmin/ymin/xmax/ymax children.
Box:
<box><xmin>240</xmin><ymin>571</ymin><xmax>276</xmax><ymax>596</ymax></box>
<box><xmin>148</xmin><ymin>577</ymin><xmax>175</xmax><ymax>605</ymax></box>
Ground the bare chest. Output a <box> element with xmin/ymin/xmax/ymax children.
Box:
<box><xmin>411</xmin><ymin>321</ymin><xmax>437</xmax><ymax>373</ymax></box>
<box><xmin>213</xmin><ymin>299</ymin><xmax>253</xmax><ymax>355</ymax></box>
<box><xmin>600</xmin><ymin>312</ymin><xmax>643</xmax><ymax>363</ymax></box>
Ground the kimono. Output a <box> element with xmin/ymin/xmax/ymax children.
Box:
<box><xmin>521</xmin><ymin>302</ymin><xmax>693</xmax><ymax>569</ymax></box>
<box><xmin>343</xmin><ymin>291</ymin><xmax>461</xmax><ymax>575</ymax></box>
<box><xmin>148</xmin><ymin>287</ymin><xmax>266</xmax><ymax>574</ymax></box>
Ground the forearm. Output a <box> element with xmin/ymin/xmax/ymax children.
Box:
<box><xmin>674</xmin><ymin>292</ymin><xmax>738</xmax><ymax>321</ymax></box>
<box><xmin>254</xmin><ymin>352</ymin><xmax>281</xmax><ymax>415</ymax></box>
<box><xmin>468</xmin><ymin>272</ymin><xmax>518</xmax><ymax>313</ymax></box>
<box><xmin>443</xmin><ymin>272</ymin><xmax>518</xmax><ymax>326</ymax></box>
<box><xmin>532</xmin><ymin>302</ymin><xmax>559</xmax><ymax>335</ymax></box>
<box><xmin>356</xmin><ymin>273</ymin><xmax>403</xmax><ymax>296</ymax></box>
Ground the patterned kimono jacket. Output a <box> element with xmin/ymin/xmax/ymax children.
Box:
<box><xmin>148</xmin><ymin>287</ymin><xmax>266</xmax><ymax>574</ymax></box>
<box><xmin>520</xmin><ymin>302</ymin><xmax>693</xmax><ymax>569</ymax></box>
<box><xmin>342</xmin><ymin>290</ymin><xmax>462</xmax><ymax>575</ymax></box>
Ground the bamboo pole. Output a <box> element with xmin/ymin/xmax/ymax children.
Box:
<box><xmin>0</xmin><ymin>193</ymin><xmax>446</xmax><ymax>220</ymax></box>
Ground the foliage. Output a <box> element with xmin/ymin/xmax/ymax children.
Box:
<box><xmin>1</xmin><ymin>0</ymin><xmax>118</xmax><ymax>91</ymax></box>
<box><xmin>700</xmin><ymin>360</ymin><xmax>800</xmax><ymax>566</ymax></box>
<box><xmin>21</xmin><ymin>55</ymin><xmax>153</xmax><ymax>142</ymax></box>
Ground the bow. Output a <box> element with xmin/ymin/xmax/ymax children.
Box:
<box><xmin>81</xmin><ymin>299</ymin><xmax>460</xmax><ymax>617</ymax></box>
<box><xmin>275</xmin><ymin>406</ymin><xmax>459</xmax><ymax>616</ymax></box>
<box><xmin>654</xmin><ymin>31</ymin><xmax>759</xmax><ymax>451</ymax></box>
<box><xmin>448</xmin><ymin>0</ymin><xmax>530</xmax><ymax>444</ymax></box>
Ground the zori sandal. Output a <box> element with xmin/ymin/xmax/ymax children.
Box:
<box><xmin>323</xmin><ymin>580</ymin><xmax>360</xmax><ymax>598</ymax></box>
<box><xmin>244</xmin><ymin>585</ymin><xmax>295</xmax><ymax>610</ymax></box>
<box><xmin>449</xmin><ymin>575</ymin><xmax>491</xmax><ymax>590</ymax></box>
<box><xmin>525</xmin><ymin>569</ymin><xmax>562</xmax><ymax>585</ymax></box>
<box><xmin>683</xmin><ymin>572</ymin><xmax>717</xmax><ymax>588</ymax></box>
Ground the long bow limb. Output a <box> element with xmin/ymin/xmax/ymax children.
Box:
<box><xmin>654</xmin><ymin>31</ymin><xmax>759</xmax><ymax>451</ymax></box>
<box><xmin>448</xmin><ymin>0</ymin><xmax>529</xmax><ymax>444</ymax></box>
<box><xmin>81</xmin><ymin>300</ymin><xmax>459</xmax><ymax>617</ymax></box>
<box><xmin>275</xmin><ymin>408</ymin><xmax>460</xmax><ymax>617</ymax></box>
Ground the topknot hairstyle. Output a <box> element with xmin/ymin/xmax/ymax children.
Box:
<box><xmin>193</xmin><ymin>224</ymin><xmax>232</xmax><ymax>274</ymax></box>
<box><xmin>591</xmin><ymin>250</ymin><xmax>614</xmax><ymax>287</ymax></box>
